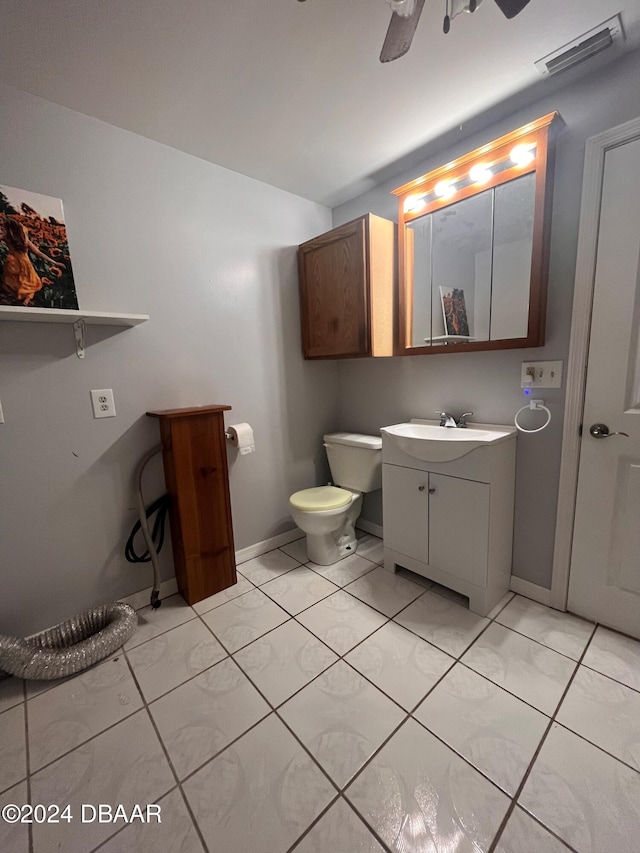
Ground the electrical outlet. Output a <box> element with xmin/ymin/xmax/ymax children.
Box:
<box><xmin>90</xmin><ymin>389</ymin><xmax>116</xmax><ymax>419</ymax></box>
<box><xmin>520</xmin><ymin>361</ymin><xmax>563</xmax><ymax>388</ymax></box>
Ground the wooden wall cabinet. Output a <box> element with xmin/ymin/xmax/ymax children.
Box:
<box><xmin>147</xmin><ymin>405</ymin><xmax>236</xmax><ymax>605</ymax></box>
<box><xmin>298</xmin><ymin>213</ymin><xmax>395</xmax><ymax>359</ymax></box>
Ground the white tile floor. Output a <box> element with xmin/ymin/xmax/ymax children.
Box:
<box><xmin>1</xmin><ymin>533</ymin><xmax>640</xmax><ymax>853</ymax></box>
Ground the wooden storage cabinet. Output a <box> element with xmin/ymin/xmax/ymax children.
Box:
<box><xmin>298</xmin><ymin>213</ymin><xmax>395</xmax><ymax>359</ymax></box>
<box><xmin>147</xmin><ymin>405</ymin><xmax>237</xmax><ymax>606</ymax></box>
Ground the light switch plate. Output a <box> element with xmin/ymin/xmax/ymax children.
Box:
<box><xmin>521</xmin><ymin>361</ymin><xmax>563</xmax><ymax>388</ymax></box>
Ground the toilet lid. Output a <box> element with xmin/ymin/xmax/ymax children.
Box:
<box><xmin>290</xmin><ymin>486</ymin><xmax>352</xmax><ymax>512</ymax></box>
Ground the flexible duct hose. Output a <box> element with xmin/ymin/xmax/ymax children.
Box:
<box><xmin>0</xmin><ymin>450</ymin><xmax>166</xmax><ymax>680</ymax></box>
<box><xmin>0</xmin><ymin>602</ymin><xmax>136</xmax><ymax>681</ymax></box>
<box><xmin>0</xmin><ymin>448</ymin><xmax>166</xmax><ymax>680</ymax></box>
<box><xmin>132</xmin><ymin>445</ymin><xmax>165</xmax><ymax>609</ymax></box>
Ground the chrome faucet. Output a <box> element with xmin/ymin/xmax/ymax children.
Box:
<box><xmin>436</xmin><ymin>411</ymin><xmax>458</xmax><ymax>428</ymax></box>
<box><xmin>436</xmin><ymin>411</ymin><xmax>474</xmax><ymax>428</ymax></box>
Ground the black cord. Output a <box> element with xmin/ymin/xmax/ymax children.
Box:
<box><xmin>444</xmin><ymin>0</ymin><xmax>451</xmax><ymax>32</ymax></box>
<box><xmin>125</xmin><ymin>494</ymin><xmax>171</xmax><ymax>564</ymax></box>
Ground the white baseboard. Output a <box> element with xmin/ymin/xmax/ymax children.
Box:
<box><xmin>119</xmin><ymin>576</ymin><xmax>179</xmax><ymax>611</ymax></box>
<box><xmin>509</xmin><ymin>575</ymin><xmax>553</xmax><ymax>608</ymax></box>
<box><xmin>119</xmin><ymin>530</ymin><xmax>305</xmax><ymax>610</ymax></box>
<box><xmin>122</xmin><ymin>536</ymin><xmax>554</xmax><ymax>617</ymax></box>
<box><xmin>122</xmin><ymin>524</ymin><xmax>381</xmax><ymax>609</ymax></box>
<box><xmin>356</xmin><ymin>519</ymin><xmax>383</xmax><ymax>539</ymax></box>
<box><xmin>235</xmin><ymin>528</ymin><xmax>305</xmax><ymax>565</ymax></box>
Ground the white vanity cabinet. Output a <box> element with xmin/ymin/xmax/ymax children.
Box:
<box><xmin>382</xmin><ymin>427</ymin><xmax>516</xmax><ymax>616</ymax></box>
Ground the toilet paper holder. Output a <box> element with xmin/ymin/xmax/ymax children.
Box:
<box><xmin>224</xmin><ymin>422</ymin><xmax>255</xmax><ymax>455</ymax></box>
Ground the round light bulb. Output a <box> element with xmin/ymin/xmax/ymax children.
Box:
<box><xmin>469</xmin><ymin>163</ymin><xmax>492</xmax><ymax>184</ymax></box>
<box><xmin>404</xmin><ymin>195</ymin><xmax>426</xmax><ymax>214</ymax></box>
<box><xmin>434</xmin><ymin>180</ymin><xmax>456</xmax><ymax>200</ymax></box>
<box><xmin>510</xmin><ymin>144</ymin><xmax>536</xmax><ymax>167</ymax></box>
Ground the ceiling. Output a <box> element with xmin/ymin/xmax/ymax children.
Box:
<box><xmin>1</xmin><ymin>0</ymin><xmax>639</xmax><ymax>207</ymax></box>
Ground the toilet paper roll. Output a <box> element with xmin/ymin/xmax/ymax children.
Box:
<box><xmin>226</xmin><ymin>423</ymin><xmax>255</xmax><ymax>455</ymax></box>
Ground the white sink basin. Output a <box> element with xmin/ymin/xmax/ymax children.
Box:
<box><xmin>381</xmin><ymin>419</ymin><xmax>516</xmax><ymax>462</ymax></box>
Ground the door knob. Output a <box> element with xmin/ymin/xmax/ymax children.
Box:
<box><xmin>418</xmin><ymin>485</ymin><xmax>426</xmax><ymax>491</ymax></box>
<box><xmin>589</xmin><ymin>423</ymin><xmax>629</xmax><ymax>439</ymax></box>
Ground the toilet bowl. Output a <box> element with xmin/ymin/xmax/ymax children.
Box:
<box><xmin>289</xmin><ymin>433</ymin><xmax>382</xmax><ymax>565</ymax></box>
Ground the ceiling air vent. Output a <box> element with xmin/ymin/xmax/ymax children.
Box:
<box><xmin>535</xmin><ymin>14</ymin><xmax>625</xmax><ymax>77</ymax></box>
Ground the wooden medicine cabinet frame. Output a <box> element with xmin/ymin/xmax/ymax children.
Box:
<box><xmin>392</xmin><ymin>112</ymin><xmax>562</xmax><ymax>356</ymax></box>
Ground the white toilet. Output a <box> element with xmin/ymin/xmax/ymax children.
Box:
<box><xmin>289</xmin><ymin>432</ymin><xmax>382</xmax><ymax>565</ymax></box>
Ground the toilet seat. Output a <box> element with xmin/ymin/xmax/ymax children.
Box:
<box><xmin>289</xmin><ymin>486</ymin><xmax>352</xmax><ymax>512</ymax></box>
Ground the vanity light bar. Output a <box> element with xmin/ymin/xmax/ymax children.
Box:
<box><xmin>403</xmin><ymin>145</ymin><xmax>538</xmax><ymax>213</ymax></box>
<box><xmin>392</xmin><ymin>112</ymin><xmax>559</xmax><ymax>221</ymax></box>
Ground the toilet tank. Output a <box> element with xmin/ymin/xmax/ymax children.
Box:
<box><xmin>323</xmin><ymin>432</ymin><xmax>382</xmax><ymax>492</ymax></box>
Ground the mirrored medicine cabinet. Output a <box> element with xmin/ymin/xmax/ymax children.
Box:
<box><xmin>393</xmin><ymin>112</ymin><xmax>562</xmax><ymax>356</ymax></box>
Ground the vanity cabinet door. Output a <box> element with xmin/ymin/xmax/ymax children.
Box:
<box><xmin>428</xmin><ymin>473</ymin><xmax>489</xmax><ymax>587</ymax></box>
<box><xmin>382</xmin><ymin>463</ymin><xmax>429</xmax><ymax>563</ymax></box>
<box><xmin>298</xmin><ymin>214</ymin><xmax>395</xmax><ymax>359</ymax></box>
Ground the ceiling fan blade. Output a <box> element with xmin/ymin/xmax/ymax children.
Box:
<box><xmin>492</xmin><ymin>0</ymin><xmax>531</xmax><ymax>19</ymax></box>
<box><xmin>380</xmin><ymin>0</ymin><xmax>426</xmax><ymax>63</ymax></box>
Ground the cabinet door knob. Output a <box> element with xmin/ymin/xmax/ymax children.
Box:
<box><xmin>418</xmin><ymin>485</ymin><xmax>425</xmax><ymax>491</ymax></box>
<box><xmin>428</xmin><ymin>487</ymin><xmax>436</xmax><ymax>494</ymax></box>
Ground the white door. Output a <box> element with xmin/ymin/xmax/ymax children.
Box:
<box><xmin>568</xmin><ymin>133</ymin><xmax>640</xmax><ymax>639</ymax></box>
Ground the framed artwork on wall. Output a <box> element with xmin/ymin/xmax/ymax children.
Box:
<box><xmin>0</xmin><ymin>184</ymin><xmax>79</xmax><ymax>310</ymax></box>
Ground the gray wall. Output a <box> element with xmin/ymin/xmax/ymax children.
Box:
<box><xmin>0</xmin><ymin>84</ymin><xmax>336</xmax><ymax>636</ymax></box>
<box><xmin>333</xmin><ymin>50</ymin><xmax>640</xmax><ymax>589</ymax></box>
<box><xmin>3</xmin><ymin>50</ymin><xmax>640</xmax><ymax>637</ymax></box>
